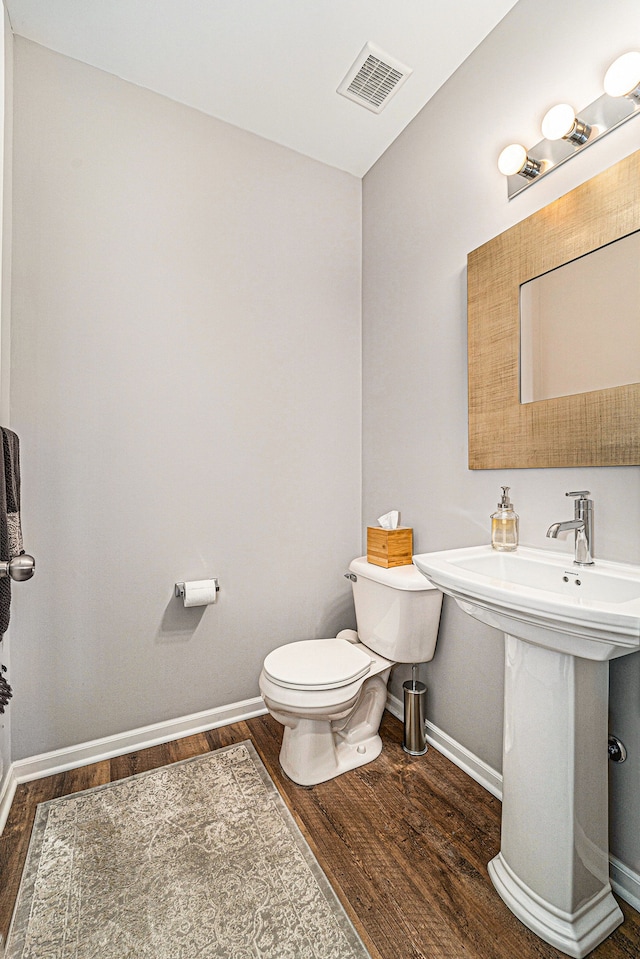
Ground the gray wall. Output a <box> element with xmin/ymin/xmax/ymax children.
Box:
<box><xmin>9</xmin><ymin>38</ymin><xmax>362</xmax><ymax>759</ymax></box>
<box><xmin>362</xmin><ymin>0</ymin><xmax>640</xmax><ymax>876</ymax></box>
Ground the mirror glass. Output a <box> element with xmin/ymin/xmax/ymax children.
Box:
<box><xmin>519</xmin><ymin>229</ymin><xmax>640</xmax><ymax>404</ymax></box>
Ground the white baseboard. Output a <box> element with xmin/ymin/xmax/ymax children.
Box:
<box><xmin>610</xmin><ymin>854</ymin><xmax>640</xmax><ymax>913</ymax></box>
<box><xmin>9</xmin><ymin>697</ymin><xmax>268</xmax><ymax>787</ymax></box>
<box><xmin>0</xmin><ymin>765</ymin><xmax>17</xmax><ymax>837</ymax></box>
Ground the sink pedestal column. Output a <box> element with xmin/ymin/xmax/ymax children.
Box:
<box><xmin>488</xmin><ymin>635</ymin><xmax>623</xmax><ymax>958</ymax></box>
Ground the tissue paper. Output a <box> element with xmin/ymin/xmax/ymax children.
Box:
<box><xmin>377</xmin><ymin>510</ymin><xmax>399</xmax><ymax>530</ymax></box>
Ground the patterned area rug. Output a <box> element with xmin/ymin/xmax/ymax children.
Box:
<box><xmin>6</xmin><ymin>741</ymin><xmax>371</xmax><ymax>958</ymax></box>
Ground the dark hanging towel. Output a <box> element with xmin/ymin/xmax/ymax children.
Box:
<box><xmin>0</xmin><ymin>437</ymin><xmax>10</xmax><ymax>639</ymax></box>
<box><xmin>0</xmin><ymin>665</ymin><xmax>10</xmax><ymax>712</ymax></box>
<box><xmin>3</xmin><ymin>428</ymin><xmax>23</xmax><ymax>557</ymax></box>
<box><xmin>0</xmin><ymin>427</ymin><xmax>22</xmax><ymax>638</ymax></box>
<box><xmin>0</xmin><ymin>428</ymin><xmax>21</xmax><ymax>712</ymax></box>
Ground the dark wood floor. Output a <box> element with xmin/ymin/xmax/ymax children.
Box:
<box><xmin>1</xmin><ymin>711</ymin><xmax>638</xmax><ymax>958</ymax></box>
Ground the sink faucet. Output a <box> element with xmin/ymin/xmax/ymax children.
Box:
<box><xmin>546</xmin><ymin>491</ymin><xmax>594</xmax><ymax>566</ymax></box>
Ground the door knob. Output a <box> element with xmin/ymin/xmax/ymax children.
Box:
<box><xmin>0</xmin><ymin>554</ymin><xmax>36</xmax><ymax>581</ymax></box>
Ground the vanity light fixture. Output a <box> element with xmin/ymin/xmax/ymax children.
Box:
<box><xmin>499</xmin><ymin>50</ymin><xmax>640</xmax><ymax>198</ymax></box>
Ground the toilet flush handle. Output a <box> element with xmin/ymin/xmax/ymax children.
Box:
<box><xmin>344</xmin><ymin>572</ymin><xmax>357</xmax><ymax>582</ymax></box>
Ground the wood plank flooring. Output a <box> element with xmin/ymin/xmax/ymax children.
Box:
<box><xmin>1</xmin><ymin>711</ymin><xmax>638</xmax><ymax>958</ymax></box>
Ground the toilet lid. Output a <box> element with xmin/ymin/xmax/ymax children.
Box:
<box><xmin>263</xmin><ymin>639</ymin><xmax>372</xmax><ymax>691</ymax></box>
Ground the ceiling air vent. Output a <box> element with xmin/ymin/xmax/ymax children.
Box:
<box><xmin>337</xmin><ymin>42</ymin><xmax>413</xmax><ymax>114</ymax></box>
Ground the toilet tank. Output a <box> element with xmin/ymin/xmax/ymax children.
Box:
<box><xmin>348</xmin><ymin>556</ymin><xmax>443</xmax><ymax>663</ymax></box>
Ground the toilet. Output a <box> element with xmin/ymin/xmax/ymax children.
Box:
<box><xmin>259</xmin><ymin>556</ymin><xmax>442</xmax><ymax>786</ymax></box>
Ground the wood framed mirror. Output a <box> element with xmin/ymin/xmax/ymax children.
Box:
<box><xmin>467</xmin><ymin>148</ymin><xmax>640</xmax><ymax>469</ymax></box>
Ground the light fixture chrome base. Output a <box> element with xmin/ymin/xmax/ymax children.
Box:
<box><xmin>506</xmin><ymin>92</ymin><xmax>640</xmax><ymax>199</ymax></box>
<box><xmin>520</xmin><ymin>156</ymin><xmax>542</xmax><ymax>179</ymax></box>
<box><xmin>566</xmin><ymin>118</ymin><xmax>592</xmax><ymax>145</ymax></box>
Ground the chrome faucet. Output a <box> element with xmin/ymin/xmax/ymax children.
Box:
<box><xmin>546</xmin><ymin>491</ymin><xmax>594</xmax><ymax>566</ymax></box>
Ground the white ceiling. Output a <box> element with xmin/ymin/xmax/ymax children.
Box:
<box><xmin>4</xmin><ymin>0</ymin><xmax>519</xmax><ymax>177</ymax></box>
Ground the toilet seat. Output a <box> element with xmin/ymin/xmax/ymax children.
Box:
<box><xmin>263</xmin><ymin>639</ymin><xmax>372</xmax><ymax>691</ymax></box>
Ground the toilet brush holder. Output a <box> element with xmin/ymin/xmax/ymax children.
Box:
<box><xmin>403</xmin><ymin>679</ymin><xmax>428</xmax><ymax>755</ymax></box>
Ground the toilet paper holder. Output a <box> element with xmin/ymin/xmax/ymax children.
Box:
<box><xmin>175</xmin><ymin>579</ymin><xmax>220</xmax><ymax>601</ymax></box>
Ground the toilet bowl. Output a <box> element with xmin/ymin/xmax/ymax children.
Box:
<box><xmin>259</xmin><ymin>557</ymin><xmax>442</xmax><ymax>786</ymax></box>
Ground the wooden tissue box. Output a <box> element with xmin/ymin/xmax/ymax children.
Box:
<box><xmin>367</xmin><ymin>526</ymin><xmax>413</xmax><ymax>568</ymax></box>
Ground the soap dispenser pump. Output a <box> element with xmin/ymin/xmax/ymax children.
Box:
<box><xmin>491</xmin><ymin>486</ymin><xmax>519</xmax><ymax>552</ymax></box>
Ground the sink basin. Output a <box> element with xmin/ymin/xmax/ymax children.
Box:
<box><xmin>413</xmin><ymin>545</ymin><xmax>640</xmax><ymax>660</ymax></box>
<box><xmin>413</xmin><ymin>545</ymin><xmax>640</xmax><ymax>957</ymax></box>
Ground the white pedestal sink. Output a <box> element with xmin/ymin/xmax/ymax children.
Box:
<box><xmin>413</xmin><ymin>545</ymin><xmax>640</xmax><ymax>959</ymax></box>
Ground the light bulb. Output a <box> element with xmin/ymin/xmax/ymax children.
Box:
<box><xmin>541</xmin><ymin>103</ymin><xmax>592</xmax><ymax>145</ymax></box>
<box><xmin>497</xmin><ymin>144</ymin><xmax>541</xmax><ymax>179</ymax></box>
<box><xmin>498</xmin><ymin>143</ymin><xmax>526</xmax><ymax>175</ymax></box>
<box><xmin>542</xmin><ymin>103</ymin><xmax>576</xmax><ymax>140</ymax></box>
<box><xmin>604</xmin><ymin>51</ymin><xmax>640</xmax><ymax>98</ymax></box>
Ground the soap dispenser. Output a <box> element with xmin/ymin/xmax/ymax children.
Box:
<box><xmin>491</xmin><ymin>486</ymin><xmax>519</xmax><ymax>552</ymax></box>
